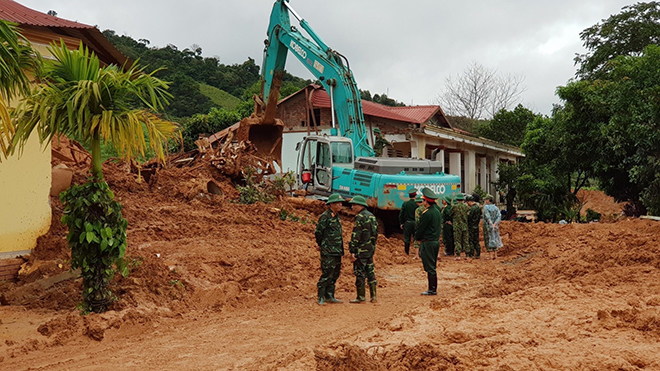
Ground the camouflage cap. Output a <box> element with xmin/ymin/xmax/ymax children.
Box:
<box><xmin>350</xmin><ymin>195</ymin><xmax>369</xmax><ymax>207</ymax></box>
<box><xmin>326</xmin><ymin>193</ymin><xmax>345</xmax><ymax>204</ymax></box>
<box><xmin>421</xmin><ymin>187</ymin><xmax>439</xmax><ymax>200</ymax></box>
<box><xmin>466</xmin><ymin>194</ymin><xmax>474</xmax><ymax>201</ymax></box>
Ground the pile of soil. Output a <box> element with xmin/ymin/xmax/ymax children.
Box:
<box><xmin>577</xmin><ymin>189</ymin><xmax>624</xmax><ymax>218</ymax></box>
<box><xmin>2</xmin><ymin>142</ymin><xmax>407</xmax><ymax>337</ymax></box>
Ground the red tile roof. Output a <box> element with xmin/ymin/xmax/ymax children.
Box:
<box><xmin>309</xmin><ymin>88</ymin><xmax>415</xmax><ymax>123</ymax></box>
<box><xmin>0</xmin><ymin>0</ymin><xmax>128</xmax><ymax>67</ymax></box>
<box><xmin>384</xmin><ymin>105</ymin><xmax>439</xmax><ymax>124</ymax></box>
<box><xmin>0</xmin><ymin>0</ymin><xmax>92</xmax><ymax>29</ymax></box>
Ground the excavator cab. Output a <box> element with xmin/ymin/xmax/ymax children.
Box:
<box><xmin>296</xmin><ymin>136</ymin><xmax>354</xmax><ymax>194</ymax></box>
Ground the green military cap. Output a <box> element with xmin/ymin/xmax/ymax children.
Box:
<box><xmin>466</xmin><ymin>194</ymin><xmax>474</xmax><ymax>201</ymax></box>
<box><xmin>421</xmin><ymin>187</ymin><xmax>438</xmax><ymax>200</ymax></box>
<box><xmin>373</xmin><ymin>127</ymin><xmax>381</xmax><ymax>133</ymax></box>
<box><xmin>326</xmin><ymin>193</ymin><xmax>345</xmax><ymax>204</ymax></box>
<box><xmin>485</xmin><ymin>194</ymin><xmax>495</xmax><ymax>202</ymax></box>
<box><xmin>415</xmin><ymin>193</ymin><xmax>423</xmax><ymax>202</ymax></box>
<box><xmin>408</xmin><ymin>187</ymin><xmax>418</xmax><ymax>195</ymax></box>
<box><xmin>455</xmin><ymin>193</ymin><xmax>465</xmax><ymax>201</ymax></box>
<box><xmin>350</xmin><ymin>195</ymin><xmax>368</xmax><ymax>207</ymax></box>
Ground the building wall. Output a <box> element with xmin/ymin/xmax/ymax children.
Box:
<box><xmin>0</xmin><ymin>26</ymin><xmax>87</xmax><ymax>257</ymax></box>
<box><xmin>280</xmin><ymin>94</ymin><xmax>332</xmax><ymax>131</ymax></box>
<box><xmin>0</xmin><ymin>135</ymin><xmax>51</xmax><ymax>256</ymax></box>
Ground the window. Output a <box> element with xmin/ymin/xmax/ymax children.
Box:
<box><xmin>316</xmin><ymin>142</ymin><xmax>331</xmax><ymax>168</ymax></box>
<box><xmin>316</xmin><ymin>142</ymin><xmax>331</xmax><ymax>186</ymax></box>
<box><xmin>302</xmin><ymin>140</ymin><xmax>317</xmax><ymax>171</ymax></box>
<box><xmin>331</xmin><ymin>141</ymin><xmax>353</xmax><ymax>164</ymax></box>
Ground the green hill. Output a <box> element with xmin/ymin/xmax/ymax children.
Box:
<box><xmin>199</xmin><ymin>83</ymin><xmax>242</xmax><ymax>110</ymax></box>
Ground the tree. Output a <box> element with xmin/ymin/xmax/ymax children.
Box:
<box><xmin>475</xmin><ymin>104</ymin><xmax>538</xmax><ymax>147</ymax></box>
<box><xmin>436</xmin><ymin>62</ymin><xmax>525</xmax><ymax>120</ymax></box>
<box><xmin>0</xmin><ymin>20</ymin><xmax>37</xmax><ymax>160</ymax></box>
<box><xmin>563</xmin><ymin>45</ymin><xmax>660</xmax><ymax>215</ymax></box>
<box><xmin>10</xmin><ymin>42</ymin><xmax>179</xmax><ymax>312</ymax></box>
<box><xmin>575</xmin><ymin>1</ymin><xmax>660</xmax><ymax>78</ymax></box>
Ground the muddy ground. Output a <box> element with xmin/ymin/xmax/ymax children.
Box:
<box><xmin>1</xmin><ymin>158</ymin><xmax>659</xmax><ymax>370</ymax></box>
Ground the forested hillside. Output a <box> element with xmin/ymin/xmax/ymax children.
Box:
<box><xmin>102</xmin><ymin>30</ymin><xmax>312</xmax><ymax>119</ymax></box>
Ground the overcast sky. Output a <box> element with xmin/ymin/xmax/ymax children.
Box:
<box><xmin>20</xmin><ymin>0</ymin><xmax>635</xmax><ymax>115</ymax></box>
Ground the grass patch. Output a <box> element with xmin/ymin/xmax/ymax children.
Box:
<box><xmin>199</xmin><ymin>84</ymin><xmax>242</xmax><ymax>110</ymax></box>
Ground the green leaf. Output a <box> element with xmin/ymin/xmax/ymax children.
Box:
<box><xmin>100</xmin><ymin>239</ymin><xmax>108</xmax><ymax>251</ymax></box>
<box><xmin>86</xmin><ymin>231</ymin><xmax>95</xmax><ymax>243</ymax></box>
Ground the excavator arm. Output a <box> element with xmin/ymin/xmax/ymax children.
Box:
<box><xmin>260</xmin><ymin>0</ymin><xmax>375</xmax><ymax>158</ymax></box>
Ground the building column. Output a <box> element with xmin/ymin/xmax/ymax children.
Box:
<box><xmin>465</xmin><ymin>150</ymin><xmax>476</xmax><ymax>194</ymax></box>
<box><xmin>412</xmin><ymin>136</ymin><xmax>424</xmax><ymax>159</ymax></box>
<box><xmin>449</xmin><ymin>151</ymin><xmax>461</xmax><ymax>181</ymax></box>
<box><xmin>436</xmin><ymin>149</ymin><xmax>445</xmax><ymax>171</ymax></box>
<box><xmin>490</xmin><ymin>156</ymin><xmax>499</xmax><ymax>200</ymax></box>
<box><xmin>480</xmin><ymin>156</ymin><xmax>487</xmax><ymax>189</ymax></box>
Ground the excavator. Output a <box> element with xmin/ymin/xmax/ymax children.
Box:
<box><xmin>248</xmin><ymin>0</ymin><xmax>461</xmax><ymax>211</ymax></box>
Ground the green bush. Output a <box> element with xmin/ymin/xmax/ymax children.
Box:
<box><xmin>60</xmin><ymin>178</ymin><xmax>129</xmax><ymax>313</ymax></box>
<box><xmin>585</xmin><ymin>208</ymin><xmax>602</xmax><ymax>222</ymax></box>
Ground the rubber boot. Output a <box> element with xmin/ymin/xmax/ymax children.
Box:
<box><xmin>325</xmin><ymin>285</ymin><xmax>342</xmax><ymax>304</ymax></box>
<box><xmin>317</xmin><ymin>287</ymin><xmax>326</xmax><ymax>305</ymax></box>
<box><xmin>349</xmin><ymin>285</ymin><xmax>366</xmax><ymax>303</ymax></box>
<box><xmin>421</xmin><ymin>273</ymin><xmax>437</xmax><ymax>296</ymax></box>
<box><xmin>369</xmin><ymin>282</ymin><xmax>377</xmax><ymax>303</ymax></box>
<box><xmin>404</xmin><ymin>242</ymin><xmax>410</xmax><ymax>255</ymax></box>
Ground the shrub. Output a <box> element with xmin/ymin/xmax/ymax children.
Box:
<box><xmin>60</xmin><ymin>178</ymin><xmax>128</xmax><ymax>313</ymax></box>
<box><xmin>585</xmin><ymin>208</ymin><xmax>601</xmax><ymax>222</ymax></box>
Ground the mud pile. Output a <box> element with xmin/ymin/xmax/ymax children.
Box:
<box><xmin>3</xmin><ymin>143</ymin><xmax>407</xmax><ymax>329</ymax></box>
<box><xmin>577</xmin><ymin>189</ymin><xmax>624</xmax><ymax>218</ymax></box>
<box><xmin>480</xmin><ymin>219</ymin><xmax>660</xmax><ymax>298</ymax></box>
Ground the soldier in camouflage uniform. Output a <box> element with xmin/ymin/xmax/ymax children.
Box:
<box><xmin>441</xmin><ymin>196</ymin><xmax>454</xmax><ymax>256</ymax></box>
<box><xmin>373</xmin><ymin>128</ymin><xmax>391</xmax><ymax>157</ymax></box>
<box><xmin>466</xmin><ymin>194</ymin><xmax>482</xmax><ymax>259</ymax></box>
<box><xmin>449</xmin><ymin>193</ymin><xmax>470</xmax><ymax>260</ymax></box>
<box><xmin>399</xmin><ymin>188</ymin><xmax>418</xmax><ymax>255</ymax></box>
<box><xmin>415</xmin><ymin>188</ymin><xmax>442</xmax><ymax>295</ymax></box>
<box><xmin>413</xmin><ymin>194</ymin><xmax>424</xmax><ymax>257</ymax></box>
<box><xmin>348</xmin><ymin>195</ymin><xmax>379</xmax><ymax>303</ymax></box>
<box><xmin>314</xmin><ymin>193</ymin><xmax>345</xmax><ymax>305</ymax></box>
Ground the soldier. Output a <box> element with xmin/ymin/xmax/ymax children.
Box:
<box><xmin>466</xmin><ymin>194</ymin><xmax>482</xmax><ymax>259</ymax></box>
<box><xmin>441</xmin><ymin>196</ymin><xmax>454</xmax><ymax>256</ymax></box>
<box><xmin>399</xmin><ymin>188</ymin><xmax>418</xmax><ymax>255</ymax></box>
<box><xmin>314</xmin><ymin>193</ymin><xmax>345</xmax><ymax>305</ymax></box>
<box><xmin>348</xmin><ymin>195</ymin><xmax>379</xmax><ymax>303</ymax></box>
<box><xmin>413</xmin><ymin>193</ymin><xmax>424</xmax><ymax>258</ymax></box>
<box><xmin>450</xmin><ymin>193</ymin><xmax>470</xmax><ymax>260</ymax></box>
<box><xmin>415</xmin><ymin>188</ymin><xmax>442</xmax><ymax>296</ymax></box>
<box><xmin>373</xmin><ymin>128</ymin><xmax>391</xmax><ymax>157</ymax></box>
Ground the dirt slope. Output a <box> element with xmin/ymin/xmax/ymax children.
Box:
<box><xmin>1</xmin><ymin>155</ymin><xmax>659</xmax><ymax>370</ymax></box>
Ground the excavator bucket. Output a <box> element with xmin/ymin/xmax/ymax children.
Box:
<box><xmin>245</xmin><ymin>118</ymin><xmax>284</xmax><ymax>168</ymax></box>
<box><xmin>209</xmin><ymin>113</ymin><xmax>284</xmax><ymax>177</ymax></box>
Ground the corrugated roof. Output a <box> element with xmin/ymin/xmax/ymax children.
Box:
<box><xmin>0</xmin><ymin>0</ymin><xmax>92</xmax><ymax>29</ymax></box>
<box><xmin>309</xmin><ymin>87</ymin><xmax>414</xmax><ymax>123</ymax></box>
<box><xmin>384</xmin><ymin>105</ymin><xmax>439</xmax><ymax>124</ymax></box>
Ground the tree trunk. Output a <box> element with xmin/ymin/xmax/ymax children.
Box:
<box><xmin>90</xmin><ymin>132</ymin><xmax>103</xmax><ymax>179</ymax></box>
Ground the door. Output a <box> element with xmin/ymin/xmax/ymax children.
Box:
<box><xmin>297</xmin><ymin>138</ymin><xmax>317</xmax><ymax>187</ymax></box>
<box><xmin>314</xmin><ymin>140</ymin><xmax>333</xmax><ymax>193</ymax></box>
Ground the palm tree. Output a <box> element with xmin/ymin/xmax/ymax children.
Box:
<box><xmin>10</xmin><ymin>41</ymin><xmax>179</xmax><ymax>313</ymax></box>
<box><xmin>0</xmin><ymin>20</ymin><xmax>36</xmax><ymax>160</ymax></box>
<box><xmin>11</xmin><ymin>41</ymin><xmax>178</xmax><ymax>177</ymax></box>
